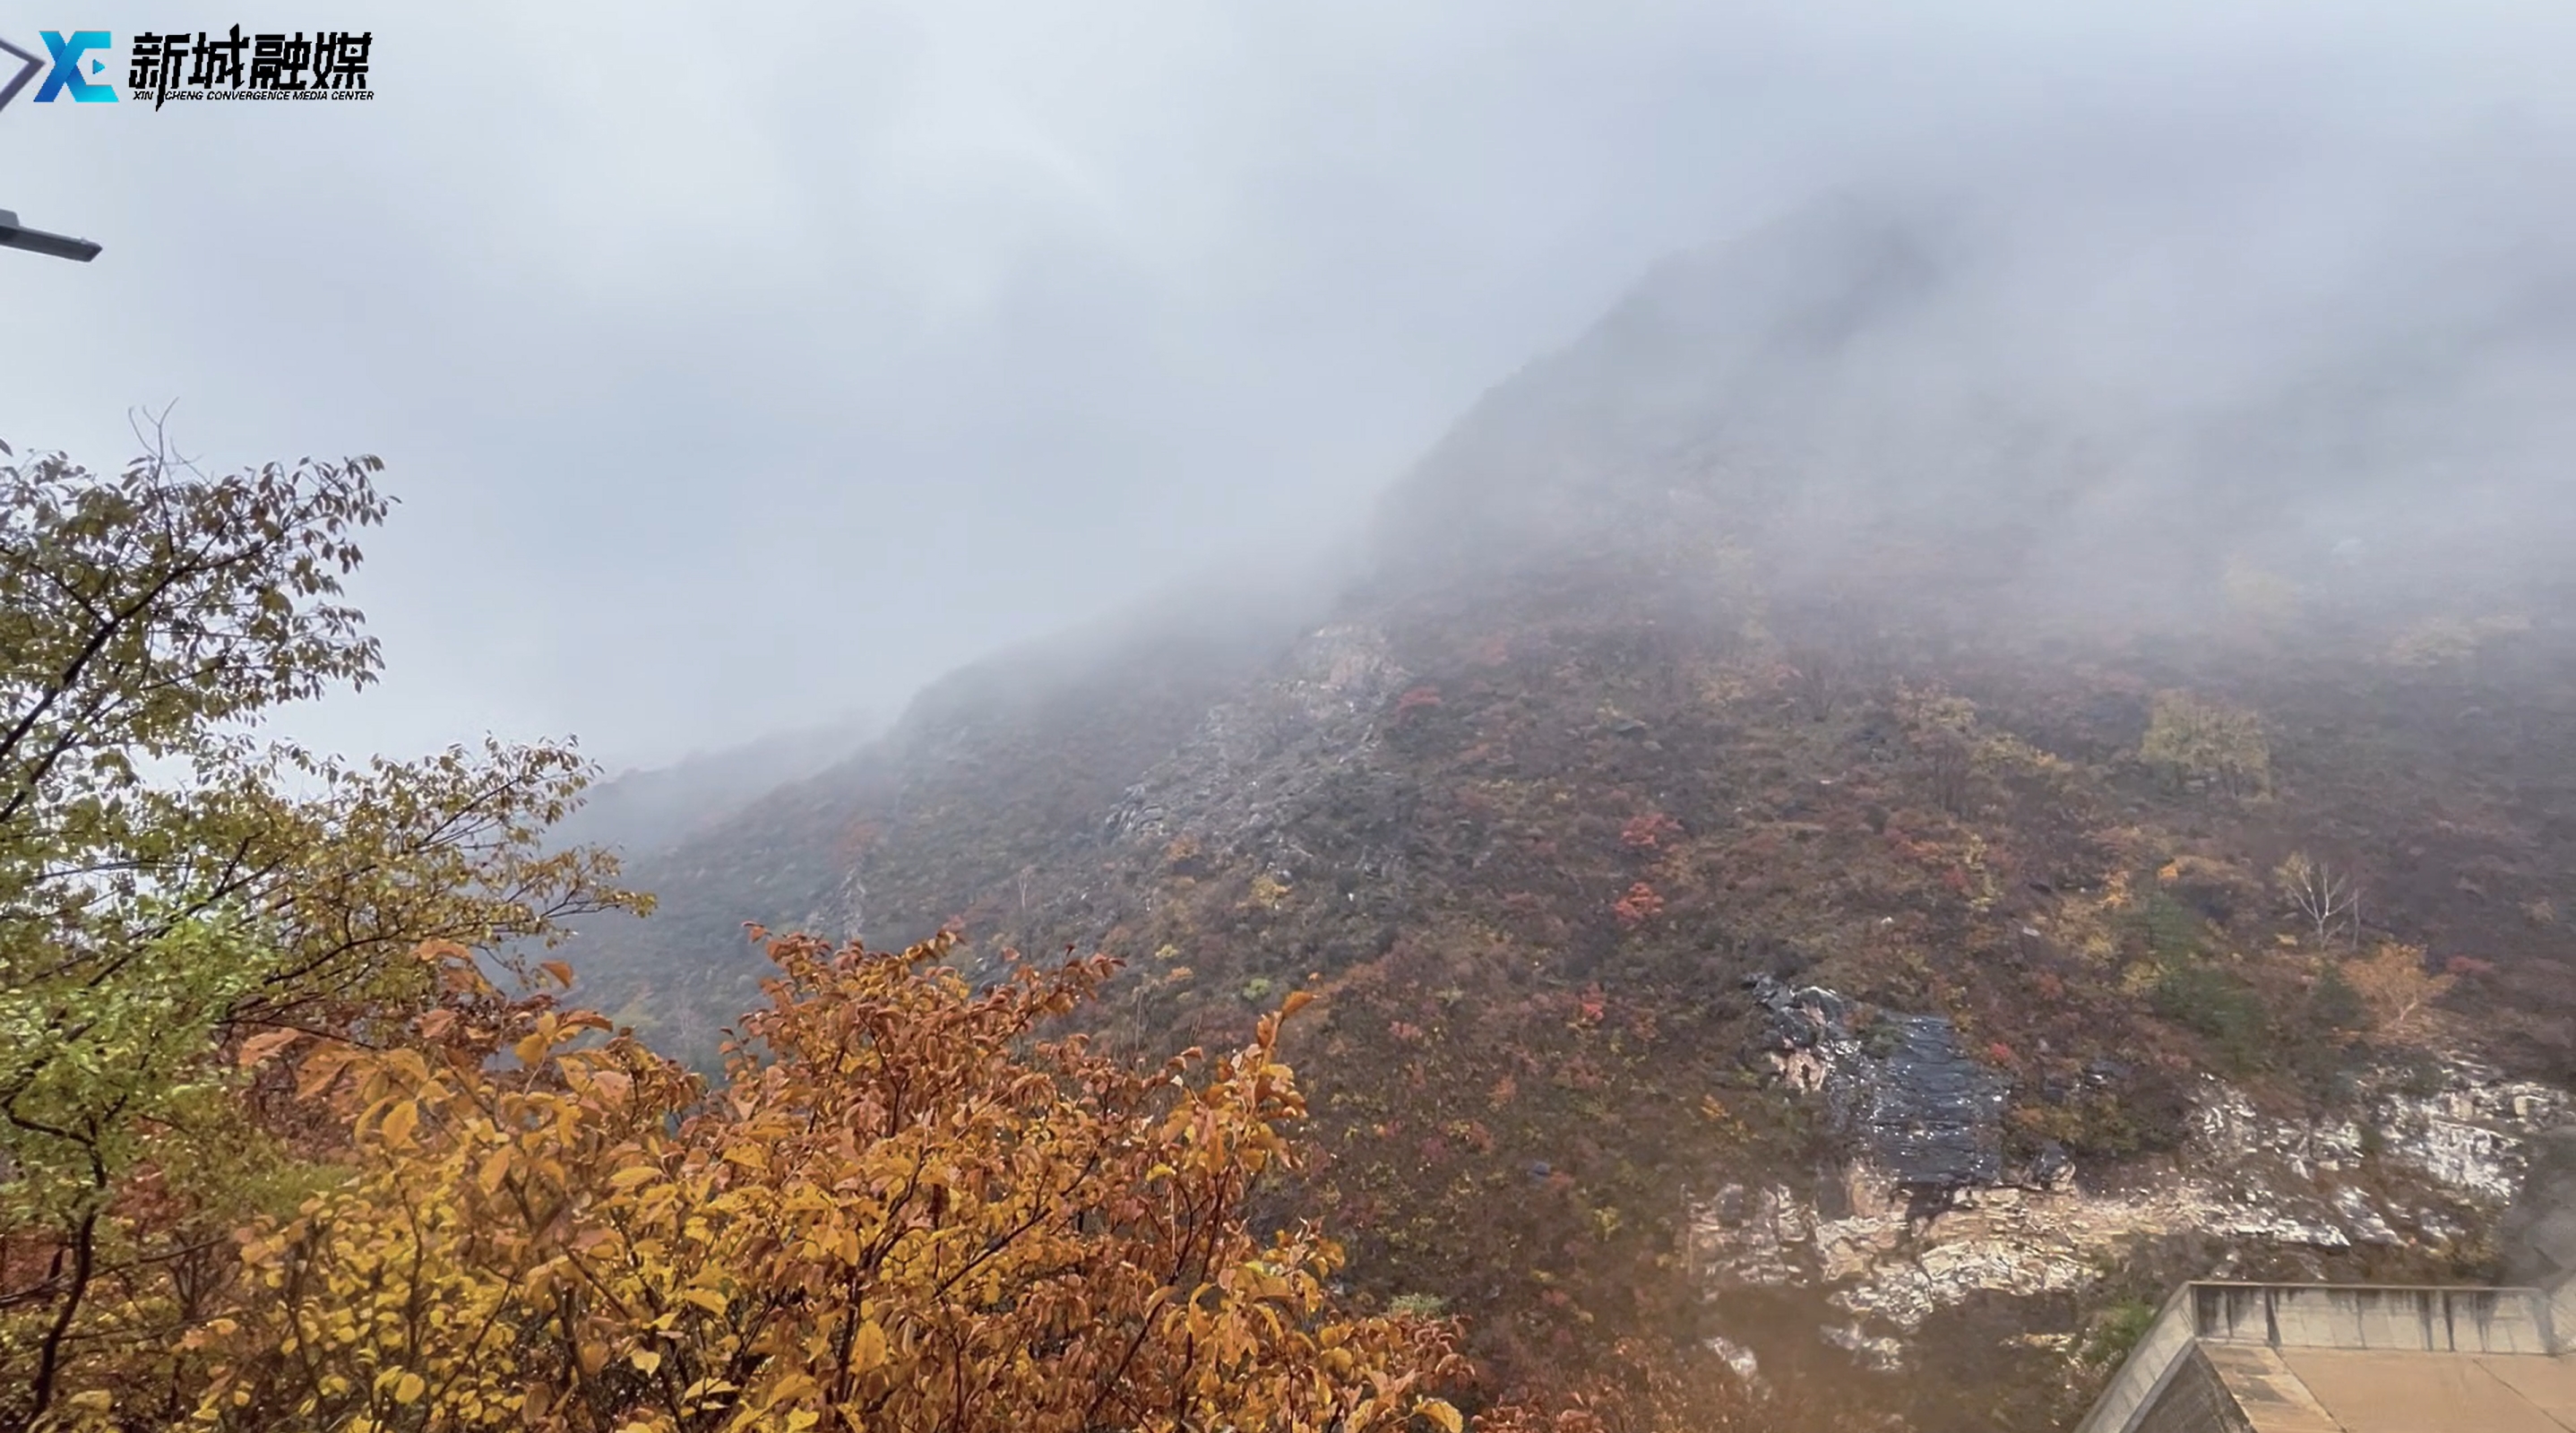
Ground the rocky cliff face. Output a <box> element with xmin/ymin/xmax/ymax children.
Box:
<box><xmin>587</xmin><ymin>562</ymin><xmax>2576</xmax><ymax>1429</ymax></box>
<box><xmin>1700</xmin><ymin>972</ymin><xmax>2568</xmax><ymax>1386</ymax></box>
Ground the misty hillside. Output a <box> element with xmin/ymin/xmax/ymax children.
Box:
<box><xmin>570</xmin><ymin>186</ymin><xmax>2576</xmax><ymax>1430</ymax></box>
<box><xmin>547</xmin><ymin>711</ymin><xmax>886</xmax><ymax>861</ymax></box>
<box><xmin>1383</xmin><ymin>186</ymin><xmax>2576</xmax><ymax>619</ymax></box>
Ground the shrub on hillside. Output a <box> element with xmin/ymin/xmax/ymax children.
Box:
<box><xmin>2138</xmin><ymin>691</ymin><xmax>2270</xmax><ymax>798</ymax></box>
<box><xmin>2148</xmin><ymin>960</ymin><xmax>2269</xmax><ymax>1074</ymax></box>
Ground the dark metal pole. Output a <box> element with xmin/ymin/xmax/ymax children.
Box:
<box><xmin>0</xmin><ymin>211</ymin><xmax>102</xmax><ymax>262</ymax></box>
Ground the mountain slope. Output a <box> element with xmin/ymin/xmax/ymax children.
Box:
<box><xmin>575</xmin><ymin>186</ymin><xmax>2576</xmax><ymax>1429</ymax></box>
<box><xmin>549</xmin><ymin>712</ymin><xmax>885</xmax><ymax>862</ymax></box>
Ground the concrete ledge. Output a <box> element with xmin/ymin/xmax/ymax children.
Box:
<box><xmin>2074</xmin><ymin>1282</ymin><xmax>2562</xmax><ymax>1433</ymax></box>
<box><xmin>2190</xmin><ymin>1282</ymin><xmax>2554</xmax><ymax>1356</ymax></box>
<box><xmin>2073</xmin><ymin>1282</ymin><xmax>2201</xmax><ymax>1433</ymax></box>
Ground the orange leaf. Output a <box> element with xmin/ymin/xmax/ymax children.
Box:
<box><xmin>1279</xmin><ymin>989</ymin><xmax>1316</xmax><ymax>1020</ymax></box>
<box><xmin>539</xmin><ymin>959</ymin><xmax>574</xmax><ymax>989</ymax></box>
<box><xmin>295</xmin><ymin>1047</ymin><xmax>358</xmax><ymax>1099</ymax></box>
<box><xmin>237</xmin><ymin>1028</ymin><xmax>304</xmax><ymax>1068</ymax></box>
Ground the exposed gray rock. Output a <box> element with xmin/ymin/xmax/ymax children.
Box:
<box><xmin>1702</xmin><ymin>1334</ymin><xmax>1762</xmax><ymax>1385</ymax></box>
<box><xmin>1709</xmin><ymin>977</ymin><xmax>2572</xmax><ymax>1375</ymax></box>
<box><xmin>1105</xmin><ymin>624</ymin><xmax>1409</xmax><ymax>875</ymax></box>
<box><xmin>2333</xmin><ymin>1186</ymin><xmax>2402</xmax><ymax>1247</ymax></box>
<box><xmin>1821</xmin><ymin>1321</ymin><xmax>1907</xmax><ymax>1373</ymax></box>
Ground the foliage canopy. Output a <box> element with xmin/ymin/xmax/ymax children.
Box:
<box><xmin>198</xmin><ymin>931</ymin><xmax>1466</xmax><ymax>1433</ymax></box>
<box><xmin>0</xmin><ymin>436</ymin><xmax>639</xmax><ymax>1425</ymax></box>
<box><xmin>0</xmin><ymin>434</ymin><xmax>1472</xmax><ymax>1433</ymax></box>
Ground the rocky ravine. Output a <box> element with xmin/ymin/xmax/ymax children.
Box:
<box><xmin>1692</xmin><ymin>976</ymin><xmax>2572</xmax><ymax>1377</ymax></box>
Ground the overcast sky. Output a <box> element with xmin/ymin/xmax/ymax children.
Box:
<box><xmin>6</xmin><ymin>1</ymin><xmax>2575</xmax><ymax>771</ymax></box>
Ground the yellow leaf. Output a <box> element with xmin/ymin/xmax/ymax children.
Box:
<box><xmin>632</xmin><ymin>1349</ymin><xmax>662</xmax><ymax>1376</ymax></box>
<box><xmin>765</xmin><ymin>1374</ymin><xmax>821</xmax><ymax>1406</ymax></box>
<box><xmin>682</xmin><ymin>1287</ymin><xmax>728</xmax><ymax>1315</ymax></box>
<box><xmin>380</xmin><ymin>1100</ymin><xmax>420</xmax><ymax>1148</ymax></box>
<box><xmin>478</xmin><ymin>1148</ymin><xmax>513</xmax><ymax>1194</ymax></box>
<box><xmin>851</xmin><ymin>1320</ymin><xmax>888</xmax><ymax>1372</ymax></box>
<box><xmin>392</xmin><ymin>1371</ymin><xmax>426</xmax><ymax>1404</ymax></box>
<box><xmin>1419</xmin><ymin>1397</ymin><xmax>1463</xmax><ymax>1433</ymax></box>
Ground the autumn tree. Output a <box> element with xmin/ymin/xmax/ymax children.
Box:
<box><xmin>2342</xmin><ymin>943</ymin><xmax>2454</xmax><ymax>1039</ymax></box>
<box><xmin>2137</xmin><ymin>690</ymin><xmax>2270</xmax><ymax>798</ymax></box>
<box><xmin>195</xmin><ymin>930</ymin><xmax>1468</xmax><ymax>1433</ymax></box>
<box><xmin>1892</xmin><ymin>685</ymin><xmax>1979</xmax><ymax>816</ymax></box>
<box><xmin>0</xmin><ymin>434</ymin><xmax>640</xmax><ymax>1427</ymax></box>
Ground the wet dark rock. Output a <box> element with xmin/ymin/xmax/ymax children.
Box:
<box><xmin>2021</xmin><ymin>1139</ymin><xmax>2073</xmax><ymax>1191</ymax></box>
<box><xmin>1745</xmin><ymin>972</ymin><xmax>1851</xmax><ymax>1051</ymax></box>
<box><xmin>1743</xmin><ymin>973</ymin><xmax>2007</xmax><ymax>1192</ymax></box>
<box><xmin>2082</xmin><ymin>1057</ymin><xmax>2133</xmax><ymax>1089</ymax></box>
<box><xmin>1856</xmin><ymin>1014</ymin><xmax>2007</xmax><ymax>1191</ymax></box>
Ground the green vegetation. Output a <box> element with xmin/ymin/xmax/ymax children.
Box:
<box><xmin>2129</xmin><ymin>889</ymin><xmax>2207</xmax><ymax>960</ymax></box>
<box><xmin>2138</xmin><ymin>689</ymin><xmax>2270</xmax><ymax>796</ymax></box>
<box><xmin>2148</xmin><ymin>961</ymin><xmax>2269</xmax><ymax>1074</ymax></box>
<box><xmin>2090</xmin><ymin>1297</ymin><xmax>2161</xmax><ymax>1364</ymax></box>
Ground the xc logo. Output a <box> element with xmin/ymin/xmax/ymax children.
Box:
<box><xmin>36</xmin><ymin>30</ymin><xmax>116</xmax><ymax>102</ymax></box>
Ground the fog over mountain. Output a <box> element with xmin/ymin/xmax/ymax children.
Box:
<box><xmin>1383</xmin><ymin>146</ymin><xmax>2576</xmax><ymax>616</ymax></box>
<box><xmin>25</xmin><ymin>4</ymin><xmax>2576</xmax><ymax>1431</ymax></box>
<box><xmin>13</xmin><ymin>1</ymin><xmax>2576</xmax><ymax>770</ymax></box>
<box><xmin>499</xmin><ymin>67</ymin><xmax>2576</xmax><ymax>1420</ymax></box>
<box><xmin>545</xmin><ymin>708</ymin><xmax>890</xmax><ymax>859</ymax></box>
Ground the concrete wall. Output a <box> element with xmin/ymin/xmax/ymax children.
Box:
<box><xmin>2129</xmin><ymin>1347</ymin><xmax>2255</xmax><ymax>1433</ymax></box>
<box><xmin>2073</xmin><ymin>1283</ymin><xmax>2202</xmax><ymax>1433</ymax></box>
<box><xmin>2187</xmin><ymin>1282</ymin><xmax>2553</xmax><ymax>1355</ymax></box>
<box><xmin>2072</xmin><ymin>1281</ymin><xmax>2559</xmax><ymax>1433</ymax></box>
